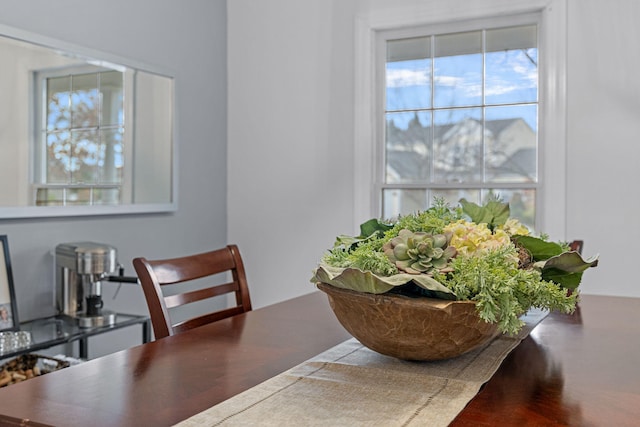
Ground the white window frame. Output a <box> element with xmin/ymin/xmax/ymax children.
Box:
<box><xmin>354</xmin><ymin>0</ymin><xmax>567</xmax><ymax>240</ymax></box>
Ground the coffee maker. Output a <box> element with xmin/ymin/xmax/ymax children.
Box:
<box><xmin>55</xmin><ymin>242</ymin><xmax>121</xmax><ymax>328</ymax></box>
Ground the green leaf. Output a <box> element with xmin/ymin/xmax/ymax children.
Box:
<box><xmin>334</xmin><ymin>235</ymin><xmax>361</xmax><ymax>249</ymax></box>
<box><xmin>459</xmin><ymin>198</ymin><xmax>510</xmax><ymax>229</ymax></box>
<box><xmin>333</xmin><ymin>219</ymin><xmax>393</xmax><ymax>252</ymax></box>
<box><xmin>535</xmin><ymin>251</ymin><xmax>599</xmax><ymax>289</ymax></box>
<box><xmin>541</xmin><ymin>251</ymin><xmax>599</xmax><ymax>273</ymax></box>
<box><xmin>359</xmin><ymin>218</ymin><xmax>392</xmax><ymax>238</ymax></box>
<box><xmin>513</xmin><ymin>235</ymin><xmax>564</xmax><ymax>261</ymax></box>
<box><xmin>516</xmin><ymin>236</ymin><xmax>599</xmax><ymax>289</ymax></box>
<box><xmin>541</xmin><ymin>269</ymin><xmax>584</xmax><ymax>290</ymax></box>
<box><xmin>311</xmin><ymin>264</ymin><xmax>456</xmax><ymax>299</ymax></box>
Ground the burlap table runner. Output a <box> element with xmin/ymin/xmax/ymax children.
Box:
<box><xmin>175</xmin><ymin>308</ymin><xmax>548</xmax><ymax>427</ymax></box>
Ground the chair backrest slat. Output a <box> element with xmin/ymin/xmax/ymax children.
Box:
<box><xmin>149</xmin><ymin>249</ymin><xmax>236</xmax><ymax>284</ymax></box>
<box><xmin>164</xmin><ymin>281</ymin><xmax>239</xmax><ymax>309</ymax></box>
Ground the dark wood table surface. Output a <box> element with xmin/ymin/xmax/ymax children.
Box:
<box><xmin>0</xmin><ymin>292</ymin><xmax>639</xmax><ymax>427</ymax></box>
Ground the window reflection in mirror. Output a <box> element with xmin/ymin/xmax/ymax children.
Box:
<box><xmin>0</xmin><ymin>27</ymin><xmax>174</xmax><ymax>217</ymax></box>
<box><xmin>34</xmin><ymin>67</ymin><xmax>125</xmax><ymax>206</ymax></box>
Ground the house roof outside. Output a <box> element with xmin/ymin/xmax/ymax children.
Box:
<box><xmin>385</xmin><ymin>117</ymin><xmax>536</xmax><ymax>184</ymax></box>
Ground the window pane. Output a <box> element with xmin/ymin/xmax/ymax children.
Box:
<box><xmin>434</xmin><ymin>31</ymin><xmax>482</xmax><ymax>107</ymax></box>
<box><xmin>67</xmin><ymin>188</ymin><xmax>92</xmax><ymax>205</ymax></box>
<box><xmin>486</xmin><ymin>25</ymin><xmax>536</xmax><ymax>52</ymax></box>
<box><xmin>431</xmin><ymin>189</ymin><xmax>481</xmax><ymax>207</ymax></box>
<box><xmin>385</xmin><ymin>111</ymin><xmax>432</xmax><ymax>183</ymax></box>
<box><xmin>71</xmin><ymin>73</ymin><xmax>99</xmax><ymax>128</ymax></box>
<box><xmin>92</xmin><ymin>188</ymin><xmax>120</xmax><ymax>205</ymax></box>
<box><xmin>485</xmin><ymin>105</ymin><xmax>537</xmax><ymax>183</ymax></box>
<box><xmin>100</xmin><ymin>71</ymin><xmax>124</xmax><ymax>126</ymax></box>
<box><xmin>482</xmin><ymin>189</ymin><xmax>536</xmax><ymax>229</ymax></box>
<box><xmin>485</xmin><ymin>49</ymin><xmax>537</xmax><ymax>105</ymax></box>
<box><xmin>71</xmin><ymin>129</ymin><xmax>101</xmax><ymax>183</ymax></box>
<box><xmin>386</xmin><ymin>37</ymin><xmax>431</xmax><ymax>111</ymax></box>
<box><xmin>46</xmin><ymin>131</ymin><xmax>71</xmax><ymax>183</ymax></box>
<box><xmin>433</xmin><ymin>108</ymin><xmax>482</xmax><ymax>183</ymax></box>
<box><xmin>35</xmin><ymin>188</ymin><xmax>64</xmax><ymax>206</ymax></box>
<box><xmin>382</xmin><ymin>189</ymin><xmax>426</xmax><ymax>219</ymax></box>
<box><xmin>485</xmin><ymin>26</ymin><xmax>537</xmax><ymax>105</ymax></box>
<box><xmin>101</xmin><ymin>129</ymin><xmax>123</xmax><ymax>184</ymax></box>
<box><xmin>47</xmin><ymin>77</ymin><xmax>71</xmax><ymax>131</ymax></box>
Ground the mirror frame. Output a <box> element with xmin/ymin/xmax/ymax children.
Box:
<box><xmin>0</xmin><ymin>23</ymin><xmax>177</xmax><ymax>219</ymax></box>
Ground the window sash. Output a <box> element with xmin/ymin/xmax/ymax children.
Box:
<box><xmin>354</xmin><ymin>0</ymin><xmax>567</xmax><ymax>239</ymax></box>
<box><xmin>33</xmin><ymin>65</ymin><xmax>134</xmax><ymax>206</ymax></box>
<box><xmin>376</xmin><ymin>14</ymin><xmax>542</xmax><ymax>226</ymax></box>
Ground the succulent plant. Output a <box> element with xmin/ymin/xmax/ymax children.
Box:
<box><xmin>383</xmin><ymin>229</ymin><xmax>457</xmax><ymax>275</ymax></box>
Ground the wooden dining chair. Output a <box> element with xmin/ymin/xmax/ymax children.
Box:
<box><xmin>569</xmin><ymin>240</ymin><xmax>584</xmax><ymax>254</ymax></box>
<box><xmin>133</xmin><ymin>244</ymin><xmax>252</xmax><ymax>340</ymax></box>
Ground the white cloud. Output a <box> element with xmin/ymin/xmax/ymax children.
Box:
<box><xmin>434</xmin><ymin>75</ymin><xmax>464</xmax><ymax>87</ymax></box>
<box><xmin>388</xmin><ymin>52</ymin><xmax>537</xmax><ymax>99</ymax></box>
<box><xmin>386</xmin><ymin>69</ymin><xmax>429</xmax><ymax>87</ymax></box>
<box><xmin>485</xmin><ymin>77</ymin><xmax>517</xmax><ymax>96</ymax></box>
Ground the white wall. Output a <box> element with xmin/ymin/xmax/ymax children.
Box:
<box><xmin>228</xmin><ymin>1</ymin><xmax>358</xmax><ymax>307</ymax></box>
<box><xmin>228</xmin><ymin>0</ymin><xmax>640</xmax><ymax>305</ymax></box>
<box><xmin>566</xmin><ymin>0</ymin><xmax>640</xmax><ymax>297</ymax></box>
<box><xmin>0</xmin><ymin>0</ymin><xmax>228</xmax><ymax>357</ymax></box>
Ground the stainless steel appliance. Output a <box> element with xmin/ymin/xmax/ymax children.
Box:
<box><xmin>55</xmin><ymin>242</ymin><xmax>119</xmax><ymax>328</ymax></box>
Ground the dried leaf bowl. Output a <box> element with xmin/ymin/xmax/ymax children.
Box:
<box><xmin>317</xmin><ymin>282</ymin><xmax>500</xmax><ymax>361</ymax></box>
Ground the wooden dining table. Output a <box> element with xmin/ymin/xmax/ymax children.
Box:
<box><xmin>0</xmin><ymin>291</ymin><xmax>639</xmax><ymax>426</ymax></box>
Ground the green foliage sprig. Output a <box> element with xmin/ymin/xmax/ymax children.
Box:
<box><xmin>385</xmin><ymin>198</ymin><xmax>463</xmax><ymax>237</ymax></box>
<box><xmin>441</xmin><ymin>245</ymin><xmax>577</xmax><ymax>335</ymax></box>
<box><xmin>323</xmin><ymin>239</ymin><xmax>397</xmax><ymax>276</ymax></box>
<box><xmin>323</xmin><ymin>199</ymin><xmax>463</xmax><ymax>276</ymax></box>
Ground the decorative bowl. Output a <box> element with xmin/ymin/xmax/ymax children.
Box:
<box><xmin>317</xmin><ymin>282</ymin><xmax>500</xmax><ymax>361</ymax></box>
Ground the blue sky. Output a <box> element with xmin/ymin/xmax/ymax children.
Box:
<box><xmin>385</xmin><ymin>48</ymin><xmax>538</xmax><ymax>130</ymax></box>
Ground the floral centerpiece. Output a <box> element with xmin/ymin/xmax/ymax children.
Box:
<box><xmin>311</xmin><ymin>198</ymin><xmax>598</xmax><ymax>359</ymax></box>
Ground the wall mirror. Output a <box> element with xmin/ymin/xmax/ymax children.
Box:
<box><xmin>0</xmin><ymin>24</ymin><xmax>175</xmax><ymax>219</ymax></box>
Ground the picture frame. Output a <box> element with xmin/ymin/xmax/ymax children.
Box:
<box><xmin>0</xmin><ymin>235</ymin><xmax>19</xmax><ymax>332</ymax></box>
